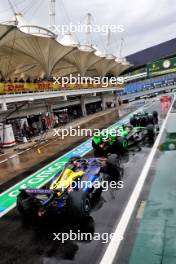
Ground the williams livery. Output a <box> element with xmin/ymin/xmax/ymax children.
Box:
<box><xmin>17</xmin><ymin>155</ymin><xmax>123</xmax><ymax>218</ymax></box>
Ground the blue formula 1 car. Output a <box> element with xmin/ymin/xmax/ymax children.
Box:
<box><xmin>17</xmin><ymin>155</ymin><xmax>123</xmax><ymax>219</ymax></box>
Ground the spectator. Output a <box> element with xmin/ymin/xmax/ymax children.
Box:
<box><xmin>54</xmin><ymin>114</ymin><xmax>59</xmax><ymax>127</ymax></box>
<box><xmin>19</xmin><ymin>78</ymin><xmax>24</xmax><ymax>83</ymax></box>
<box><xmin>26</xmin><ymin>77</ymin><xmax>31</xmax><ymax>83</ymax></box>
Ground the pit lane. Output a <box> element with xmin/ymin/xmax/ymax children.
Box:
<box><xmin>0</xmin><ymin>99</ymin><xmax>163</xmax><ymax>264</ymax></box>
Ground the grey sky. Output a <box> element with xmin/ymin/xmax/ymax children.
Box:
<box><xmin>0</xmin><ymin>0</ymin><xmax>176</xmax><ymax>56</ymax></box>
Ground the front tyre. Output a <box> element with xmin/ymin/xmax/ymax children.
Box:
<box><xmin>111</xmin><ymin>137</ymin><xmax>128</xmax><ymax>155</ymax></box>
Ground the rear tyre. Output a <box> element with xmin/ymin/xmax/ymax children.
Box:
<box><xmin>68</xmin><ymin>191</ymin><xmax>91</xmax><ymax>218</ymax></box>
<box><xmin>17</xmin><ymin>191</ymin><xmax>33</xmax><ymax>217</ymax></box>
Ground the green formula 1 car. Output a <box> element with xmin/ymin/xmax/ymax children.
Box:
<box><xmin>92</xmin><ymin>124</ymin><xmax>156</xmax><ymax>157</ymax></box>
<box><xmin>130</xmin><ymin>111</ymin><xmax>158</xmax><ymax>127</ymax></box>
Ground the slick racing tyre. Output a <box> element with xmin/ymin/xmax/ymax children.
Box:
<box><xmin>118</xmin><ymin>137</ymin><xmax>128</xmax><ymax>153</ymax></box>
<box><xmin>68</xmin><ymin>191</ymin><xmax>91</xmax><ymax>218</ymax></box>
<box><xmin>130</xmin><ymin>116</ymin><xmax>136</xmax><ymax>127</ymax></box>
<box><xmin>111</xmin><ymin>137</ymin><xmax>128</xmax><ymax>155</ymax></box>
<box><xmin>122</xmin><ymin>138</ymin><xmax>128</xmax><ymax>149</ymax></box>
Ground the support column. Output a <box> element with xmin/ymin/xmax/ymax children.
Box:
<box><xmin>101</xmin><ymin>94</ymin><xmax>106</xmax><ymax>111</ymax></box>
<box><xmin>1</xmin><ymin>102</ymin><xmax>7</xmax><ymax>111</ymax></box>
<box><xmin>114</xmin><ymin>93</ymin><xmax>119</xmax><ymax>107</ymax></box>
<box><xmin>81</xmin><ymin>96</ymin><xmax>87</xmax><ymax>117</ymax></box>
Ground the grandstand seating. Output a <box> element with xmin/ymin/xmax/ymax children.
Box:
<box><xmin>124</xmin><ymin>73</ymin><xmax>176</xmax><ymax>94</ymax></box>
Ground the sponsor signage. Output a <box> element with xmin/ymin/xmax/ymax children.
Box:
<box><xmin>147</xmin><ymin>57</ymin><xmax>176</xmax><ymax>77</ymax></box>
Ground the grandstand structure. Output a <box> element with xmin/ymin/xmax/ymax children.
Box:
<box><xmin>122</xmin><ymin>38</ymin><xmax>176</xmax><ymax>95</ymax></box>
<box><xmin>0</xmin><ymin>1</ymin><xmax>131</xmax><ymax>109</ymax></box>
<box><xmin>0</xmin><ymin>1</ymin><xmax>131</xmax><ymax>145</ymax></box>
<box><xmin>0</xmin><ymin>21</ymin><xmax>128</xmax><ymax>83</ymax></box>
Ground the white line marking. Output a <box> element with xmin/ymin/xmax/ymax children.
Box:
<box><xmin>9</xmin><ymin>155</ymin><xmax>18</xmax><ymax>159</ymax></box>
<box><xmin>0</xmin><ymin>153</ymin><xmax>7</xmax><ymax>157</ymax></box>
<box><xmin>99</xmin><ymin>96</ymin><xmax>175</xmax><ymax>264</ymax></box>
<box><xmin>18</xmin><ymin>148</ymin><xmax>31</xmax><ymax>155</ymax></box>
<box><xmin>0</xmin><ymin>159</ymin><xmax>8</xmax><ymax>164</ymax></box>
<box><xmin>0</xmin><ymin>148</ymin><xmax>32</xmax><ymax>164</ymax></box>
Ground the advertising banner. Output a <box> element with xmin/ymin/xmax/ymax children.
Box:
<box><xmin>147</xmin><ymin>57</ymin><xmax>176</xmax><ymax>77</ymax></box>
